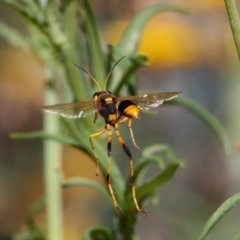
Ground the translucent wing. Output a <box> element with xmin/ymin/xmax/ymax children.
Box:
<box><xmin>117</xmin><ymin>92</ymin><xmax>181</xmax><ymax>110</ymax></box>
<box><xmin>42</xmin><ymin>101</ymin><xmax>98</xmax><ymax>119</ymax></box>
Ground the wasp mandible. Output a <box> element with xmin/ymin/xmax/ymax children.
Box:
<box><xmin>43</xmin><ymin>57</ymin><xmax>181</xmax><ymax>215</ymax></box>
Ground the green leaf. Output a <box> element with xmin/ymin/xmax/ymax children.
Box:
<box><xmin>0</xmin><ymin>21</ymin><xmax>29</xmax><ymax>50</ymax></box>
<box><xmin>113</xmin><ymin>54</ymin><xmax>147</xmax><ymax>96</ymax></box>
<box><xmin>169</xmin><ymin>96</ymin><xmax>231</xmax><ymax>154</ymax></box>
<box><xmin>10</xmin><ymin>128</ymin><xmax>125</xmax><ymax>204</ymax></box>
<box><xmin>24</xmin><ymin>0</ymin><xmax>44</xmax><ymax>20</ymax></box>
<box><xmin>12</xmin><ymin>225</ymin><xmax>46</xmax><ymax>240</ymax></box>
<box><xmin>118</xmin><ymin>162</ymin><xmax>181</xmax><ymax>240</ymax></box>
<box><xmin>107</xmin><ymin>46</ymin><xmax>147</xmax><ymax>98</ymax></box>
<box><xmin>197</xmin><ymin>193</ymin><xmax>240</xmax><ymax>240</ymax></box>
<box><xmin>62</xmin><ymin>0</ymin><xmax>86</xmax><ymax>102</ymax></box>
<box><xmin>10</xmin><ymin>129</ymin><xmax>94</xmax><ymax>161</ymax></box>
<box><xmin>10</xmin><ymin>131</ymin><xmax>80</xmax><ymax>148</ymax></box>
<box><xmin>79</xmin><ymin>0</ymin><xmax>106</xmax><ymax>86</ymax></box>
<box><xmin>62</xmin><ymin>177</ymin><xmax>112</xmax><ymax>203</ymax></box>
<box><xmin>83</xmin><ymin>226</ymin><xmax>114</xmax><ymax>240</ymax></box>
<box><xmin>135</xmin><ymin>144</ymin><xmax>184</xmax><ymax>183</ymax></box>
<box><xmin>107</xmin><ymin>47</ymin><xmax>136</xmax><ymax>96</ymax></box>
<box><xmin>136</xmin><ymin>162</ymin><xmax>180</xmax><ymax>202</ymax></box>
<box><xmin>224</xmin><ymin>0</ymin><xmax>240</xmax><ymax>60</ymax></box>
<box><xmin>141</xmin><ymin>144</ymin><xmax>179</xmax><ymax>163</ymax></box>
<box><xmin>14</xmin><ymin>196</ymin><xmax>46</xmax><ymax>239</ymax></box>
<box><xmin>2</xmin><ymin>0</ymin><xmax>59</xmax><ymax>53</ymax></box>
<box><xmin>27</xmin><ymin>196</ymin><xmax>45</xmax><ymax>223</ymax></box>
<box><xmin>119</xmin><ymin>3</ymin><xmax>188</xmax><ymax>54</ymax></box>
<box><xmin>2</xmin><ymin>1</ymin><xmax>43</xmax><ymax>36</ymax></box>
<box><xmin>135</xmin><ymin>155</ymin><xmax>165</xmax><ymax>181</ymax></box>
<box><xmin>58</xmin><ymin>119</ymin><xmax>126</xmax><ymax>203</ymax></box>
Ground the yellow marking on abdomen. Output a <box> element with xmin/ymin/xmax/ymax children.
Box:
<box><xmin>123</xmin><ymin>105</ymin><xmax>139</xmax><ymax>119</ymax></box>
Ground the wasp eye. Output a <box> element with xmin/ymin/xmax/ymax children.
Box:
<box><xmin>107</xmin><ymin>91</ymin><xmax>112</xmax><ymax>94</ymax></box>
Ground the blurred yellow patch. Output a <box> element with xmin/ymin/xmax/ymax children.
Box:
<box><xmin>0</xmin><ymin>47</ymin><xmax>44</xmax><ymax>104</ymax></box>
<box><xmin>185</xmin><ymin>0</ymin><xmax>225</xmax><ymax>9</ymax></box>
<box><xmin>102</xmin><ymin>19</ymin><xmax>202</xmax><ymax>67</ymax></box>
<box><xmin>139</xmin><ymin>21</ymin><xmax>202</xmax><ymax>67</ymax></box>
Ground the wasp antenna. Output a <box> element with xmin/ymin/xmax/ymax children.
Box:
<box><xmin>73</xmin><ymin>63</ymin><xmax>101</xmax><ymax>91</ymax></box>
<box><xmin>103</xmin><ymin>56</ymin><xmax>126</xmax><ymax>91</ymax></box>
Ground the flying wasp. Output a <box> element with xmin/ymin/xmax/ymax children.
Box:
<box><xmin>43</xmin><ymin>57</ymin><xmax>181</xmax><ymax>215</ymax></box>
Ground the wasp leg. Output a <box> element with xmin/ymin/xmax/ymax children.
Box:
<box><xmin>89</xmin><ymin>128</ymin><xmax>106</xmax><ymax>176</ymax></box>
<box><xmin>106</xmin><ymin>124</ymin><xmax>122</xmax><ymax>212</ymax></box>
<box><xmin>118</xmin><ymin>117</ymin><xmax>141</xmax><ymax>152</ymax></box>
<box><xmin>114</xmin><ymin>123</ymin><xmax>146</xmax><ymax>216</ymax></box>
<box><xmin>93</xmin><ymin>112</ymin><xmax>98</xmax><ymax>124</ymax></box>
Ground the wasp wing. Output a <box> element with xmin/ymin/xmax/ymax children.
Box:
<box><xmin>42</xmin><ymin>101</ymin><xmax>98</xmax><ymax>119</ymax></box>
<box><xmin>117</xmin><ymin>92</ymin><xmax>181</xmax><ymax>110</ymax></box>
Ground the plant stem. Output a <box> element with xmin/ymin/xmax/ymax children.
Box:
<box><xmin>43</xmin><ymin>88</ymin><xmax>63</xmax><ymax>240</ymax></box>
<box><xmin>224</xmin><ymin>0</ymin><xmax>240</xmax><ymax>60</ymax></box>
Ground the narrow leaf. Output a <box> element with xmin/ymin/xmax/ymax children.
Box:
<box><xmin>224</xmin><ymin>0</ymin><xmax>240</xmax><ymax>60</ymax></box>
<box><xmin>137</xmin><ymin>163</ymin><xmax>180</xmax><ymax>202</ymax></box>
<box><xmin>119</xmin><ymin>3</ymin><xmax>188</xmax><ymax>54</ymax></box>
<box><xmin>0</xmin><ymin>21</ymin><xmax>29</xmax><ymax>50</ymax></box>
<box><xmin>170</xmin><ymin>96</ymin><xmax>231</xmax><ymax>154</ymax></box>
<box><xmin>80</xmin><ymin>0</ymin><xmax>106</xmax><ymax>85</ymax></box>
<box><xmin>2</xmin><ymin>0</ymin><xmax>59</xmax><ymax>53</ymax></box>
<box><xmin>27</xmin><ymin>196</ymin><xmax>45</xmax><ymax>222</ymax></box>
<box><xmin>60</xmin><ymin>0</ymin><xmax>87</xmax><ymax>102</ymax></box>
<box><xmin>62</xmin><ymin>177</ymin><xmax>112</xmax><ymax>203</ymax></box>
<box><xmin>142</xmin><ymin>144</ymin><xmax>178</xmax><ymax>163</ymax></box>
<box><xmin>198</xmin><ymin>193</ymin><xmax>240</xmax><ymax>240</ymax></box>
<box><xmin>113</xmin><ymin>54</ymin><xmax>147</xmax><ymax>96</ymax></box>
<box><xmin>119</xmin><ymin>162</ymin><xmax>181</xmax><ymax>240</ymax></box>
<box><xmin>135</xmin><ymin>156</ymin><xmax>165</xmax><ymax>180</ymax></box>
<box><xmin>123</xmin><ymin>163</ymin><xmax>180</xmax><ymax>213</ymax></box>
<box><xmin>83</xmin><ymin>226</ymin><xmax>114</xmax><ymax>240</ymax></box>
<box><xmin>10</xmin><ymin>131</ymin><xmax>80</xmax><ymax>148</ymax></box>
<box><xmin>2</xmin><ymin>0</ymin><xmax>44</xmax><ymax>37</ymax></box>
<box><xmin>135</xmin><ymin>144</ymin><xmax>184</xmax><ymax>183</ymax></box>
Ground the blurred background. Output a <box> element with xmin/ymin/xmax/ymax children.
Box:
<box><xmin>0</xmin><ymin>0</ymin><xmax>240</xmax><ymax>239</ymax></box>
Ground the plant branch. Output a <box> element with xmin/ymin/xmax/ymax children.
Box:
<box><xmin>224</xmin><ymin>0</ymin><xmax>240</xmax><ymax>60</ymax></box>
<box><xmin>43</xmin><ymin>89</ymin><xmax>64</xmax><ymax>240</ymax></box>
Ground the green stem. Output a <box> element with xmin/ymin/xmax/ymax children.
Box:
<box><xmin>43</xmin><ymin>89</ymin><xmax>63</xmax><ymax>240</ymax></box>
<box><xmin>224</xmin><ymin>0</ymin><xmax>240</xmax><ymax>60</ymax></box>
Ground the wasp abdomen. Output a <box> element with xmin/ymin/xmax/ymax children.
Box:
<box><xmin>118</xmin><ymin>100</ymin><xmax>139</xmax><ymax>119</ymax></box>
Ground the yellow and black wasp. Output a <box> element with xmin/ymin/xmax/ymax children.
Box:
<box><xmin>43</xmin><ymin>57</ymin><xmax>181</xmax><ymax>215</ymax></box>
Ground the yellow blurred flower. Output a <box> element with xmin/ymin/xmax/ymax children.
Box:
<box><xmin>185</xmin><ymin>0</ymin><xmax>225</xmax><ymax>9</ymax></box>
<box><xmin>102</xmin><ymin>19</ymin><xmax>203</xmax><ymax>67</ymax></box>
<box><xmin>138</xmin><ymin>20</ymin><xmax>202</xmax><ymax>67</ymax></box>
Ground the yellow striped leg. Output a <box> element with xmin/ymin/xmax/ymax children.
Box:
<box><xmin>118</xmin><ymin>117</ymin><xmax>141</xmax><ymax>152</ymax></box>
<box><xmin>106</xmin><ymin>124</ymin><xmax>122</xmax><ymax>212</ymax></box>
<box><xmin>89</xmin><ymin>128</ymin><xmax>106</xmax><ymax>176</ymax></box>
<box><xmin>114</xmin><ymin>123</ymin><xmax>146</xmax><ymax>216</ymax></box>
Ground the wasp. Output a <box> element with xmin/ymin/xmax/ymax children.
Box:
<box><xmin>43</xmin><ymin>57</ymin><xmax>181</xmax><ymax>215</ymax></box>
